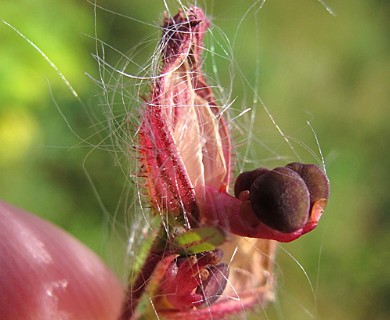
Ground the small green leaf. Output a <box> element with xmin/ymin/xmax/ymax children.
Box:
<box><xmin>172</xmin><ymin>226</ymin><xmax>225</xmax><ymax>255</ymax></box>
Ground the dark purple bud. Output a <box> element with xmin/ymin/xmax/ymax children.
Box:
<box><xmin>234</xmin><ymin>168</ymin><xmax>270</xmax><ymax>198</ymax></box>
<box><xmin>285</xmin><ymin>162</ymin><xmax>330</xmax><ymax>204</ymax></box>
<box><xmin>250</xmin><ymin>167</ymin><xmax>310</xmax><ymax>233</ymax></box>
<box><xmin>196</xmin><ymin>263</ymin><xmax>229</xmax><ymax>306</ymax></box>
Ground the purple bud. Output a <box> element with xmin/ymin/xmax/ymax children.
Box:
<box><xmin>285</xmin><ymin>162</ymin><xmax>330</xmax><ymax>205</ymax></box>
<box><xmin>234</xmin><ymin>168</ymin><xmax>270</xmax><ymax>198</ymax></box>
<box><xmin>250</xmin><ymin>167</ymin><xmax>310</xmax><ymax>233</ymax></box>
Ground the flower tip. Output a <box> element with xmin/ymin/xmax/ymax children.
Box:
<box><xmin>310</xmin><ymin>197</ymin><xmax>328</xmax><ymax>222</ymax></box>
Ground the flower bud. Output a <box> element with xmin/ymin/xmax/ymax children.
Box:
<box><xmin>250</xmin><ymin>167</ymin><xmax>311</xmax><ymax>233</ymax></box>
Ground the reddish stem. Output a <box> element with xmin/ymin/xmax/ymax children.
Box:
<box><xmin>118</xmin><ymin>250</ymin><xmax>163</xmax><ymax>320</ymax></box>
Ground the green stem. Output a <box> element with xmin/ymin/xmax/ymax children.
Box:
<box><xmin>118</xmin><ymin>247</ymin><xmax>163</xmax><ymax>320</ymax></box>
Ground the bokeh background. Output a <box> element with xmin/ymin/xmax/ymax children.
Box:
<box><xmin>1</xmin><ymin>0</ymin><xmax>389</xmax><ymax>319</ymax></box>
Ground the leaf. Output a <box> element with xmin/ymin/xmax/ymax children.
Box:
<box><xmin>172</xmin><ymin>226</ymin><xmax>225</xmax><ymax>255</ymax></box>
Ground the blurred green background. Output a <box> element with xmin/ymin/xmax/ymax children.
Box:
<box><xmin>1</xmin><ymin>0</ymin><xmax>389</xmax><ymax>319</ymax></box>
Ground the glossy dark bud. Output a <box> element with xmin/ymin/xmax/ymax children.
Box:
<box><xmin>234</xmin><ymin>168</ymin><xmax>270</xmax><ymax>198</ymax></box>
<box><xmin>196</xmin><ymin>263</ymin><xmax>229</xmax><ymax>306</ymax></box>
<box><xmin>286</xmin><ymin>162</ymin><xmax>330</xmax><ymax>204</ymax></box>
<box><xmin>250</xmin><ymin>167</ymin><xmax>310</xmax><ymax>233</ymax></box>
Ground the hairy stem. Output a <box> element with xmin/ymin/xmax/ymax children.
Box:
<box><xmin>118</xmin><ymin>247</ymin><xmax>163</xmax><ymax>320</ymax></box>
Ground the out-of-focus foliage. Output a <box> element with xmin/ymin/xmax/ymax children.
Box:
<box><xmin>1</xmin><ymin>0</ymin><xmax>389</xmax><ymax>319</ymax></box>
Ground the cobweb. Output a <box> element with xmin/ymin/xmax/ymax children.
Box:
<box><xmin>2</xmin><ymin>0</ymin><xmax>332</xmax><ymax>319</ymax></box>
<box><xmin>87</xmin><ymin>0</ymin><xmax>332</xmax><ymax>319</ymax></box>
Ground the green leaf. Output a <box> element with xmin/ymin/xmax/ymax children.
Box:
<box><xmin>172</xmin><ymin>226</ymin><xmax>225</xmax><ymax>255</ymax></box>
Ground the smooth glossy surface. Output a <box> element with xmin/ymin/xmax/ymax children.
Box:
<box><xmin>0</xmin><ymin>201</ymin><xmax>123</xmax><ymax>320</ymax></box>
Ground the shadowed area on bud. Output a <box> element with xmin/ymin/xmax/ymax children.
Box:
<box><xmin>195</xmin><ymin>263</ymin><xmax>229</xmax><ymax>306</ymax></box>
